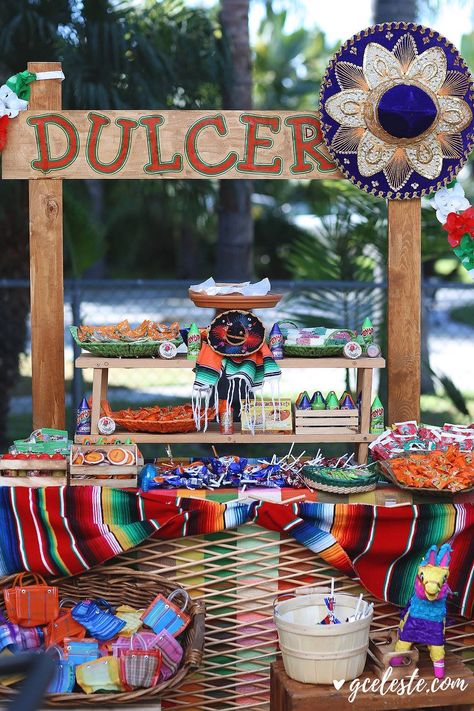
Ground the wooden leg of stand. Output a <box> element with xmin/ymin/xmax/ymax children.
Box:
<box><xmin>355</xmin><ymin>368</ymin><xmax>373</xmax><ymax>464</ymax></box>
<box><xmin>91</xmin><ymin>369</ymin><xmax>102</xmax><ymax>434</ymax></box>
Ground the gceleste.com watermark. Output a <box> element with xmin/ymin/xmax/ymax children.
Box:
<box><xmin>332</xmin><ymin>667</ymin><xmax>468</xmax><ymax>703</ymax></box>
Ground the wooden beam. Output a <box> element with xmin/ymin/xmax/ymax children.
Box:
<box><xmin>387</xmin><ymin>199</ymin><xmax>421</xmax><ymax>424</ymax></box>
<box><xmin>28</xmin><ymin>62</ymin><xmax>65</xmax><ymax>429</ymax></box>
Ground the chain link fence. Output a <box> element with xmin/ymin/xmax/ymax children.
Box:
<box><xmin>3</xmin><ymin>278</ymin><xmax>474</xmax><ymax>433</ymax></box>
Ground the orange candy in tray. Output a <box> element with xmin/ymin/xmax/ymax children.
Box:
<box><xmin>102</xmin><ymin>401</ymin><xmax>215</xmax><ymax>434</ymax></box>
<box><xmin>380</xmin><ymin>446</ymin><xmax>474</xmax><ymax>493</ymax></box>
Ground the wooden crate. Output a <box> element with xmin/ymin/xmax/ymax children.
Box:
<box><xmin>0</xmin><ymin>459</ymin><xmax>67</xmax><ymax>486</ymax></box>
<box><xmin>294</xmin><ymin>409</ymin><xmax>359</xmax><ymax>435</ymax></box>
<box><xmin>70</xmin><ymin>444</ymin><xmax>140</xmax><ymax>487</ymax></box>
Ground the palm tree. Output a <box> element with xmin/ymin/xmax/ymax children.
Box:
<box><xmin>217</xmin><ymin>0</ymin><xmax>253</xmax><ymax>280</ymax></box>
<box><xmin>0</xmin><ymin>0</ymin><xmax>72</xmax><ymax>444</ymax></box>
<box><xmin>0</xmin><ymin>0</ymin><xmax>226</xmax><ymax>442</ymax></box>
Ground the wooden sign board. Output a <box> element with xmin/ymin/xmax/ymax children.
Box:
<box><xmin>2</xmin><ymin>110</ymin><xmax>340</xmax><ymax>180</ymax></box>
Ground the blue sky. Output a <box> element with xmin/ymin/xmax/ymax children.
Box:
<box><xmin>189</xmin><ymin>0</ymin><xmax>472</xmax><ymax>49</ymax></box>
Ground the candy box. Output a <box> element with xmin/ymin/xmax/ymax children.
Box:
<box><xmin>241</xmin><ymin>399</ymin><xmax>293</xmax><ymax>434</ymax></box>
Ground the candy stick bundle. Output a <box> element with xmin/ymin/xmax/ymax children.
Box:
<box><xmin>317</xmin><ymin>580</ymin><xmax>373</xmax><ymax>625</ymax></box>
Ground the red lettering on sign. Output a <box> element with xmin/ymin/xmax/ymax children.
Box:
<box><xmin>87</xmin><ymin>112</ymin><xmax>138</xmax><ymax>174</ymax></box>
<box><xmin>185</xmin><ymin>115</ymin><xmax>238</xmax><ymax>175</ymax></box>
<box><xmin>237</xmin><ymin>115</ymin><xmax>282</xmax><ymax>174</ymax></box>
<box><xmin>139</xmin><ymin>116</ymin><xmax>182</xmax><ymax>173</ymax></box>
<box><xmin>27</xmin><ymin>114</ymin><xmax>79</xmax><ymax>173</ymax></box>
<box><xmin>285</xmin><ymin>115</ymin><xmax>336</xmax><ymax>174</ymax></box>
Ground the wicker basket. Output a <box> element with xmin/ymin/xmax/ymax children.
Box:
<box><xmin>377</xmin><ymin>458</ymin><xmax>474</xmax><ymax>496</ymax></box>
<box><xmin>302</xmin><ymin>465</ymin><xmax>379</xmax><ymax>494</ymax></box>
<box><xmin>0</xmin><ymin>568</ymin><xmax>205</xmax><ymax>706</ymax></box>
<box><xmin>71</xmin><ymin>327</ymin><xmax>182</xmax><ymax>358</ymax></box>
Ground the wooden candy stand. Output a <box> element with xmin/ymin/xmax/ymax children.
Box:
<box><xmin>2</xmin><ymin>24</ymin><xmax>473</xmax><ymax>709</ymax></box>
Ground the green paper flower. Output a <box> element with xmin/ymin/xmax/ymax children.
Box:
<box><xmin>6</xmin><ymin>70</ymin><xmax>36</xmax><ymax>101</ymax></box>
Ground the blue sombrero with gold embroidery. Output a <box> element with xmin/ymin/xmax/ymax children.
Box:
<box><xmin>319</xmin><ymin>23</ymin><xmax>474</xmax><ymax>199</ymax></box>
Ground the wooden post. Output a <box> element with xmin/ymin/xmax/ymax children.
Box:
<box><xmin>387</xmin><ymin>199</ymin><xmax>421</xmax><ymax>424</ymax></box>
<box><xmin>28</xmin><ymin>62</ymin><xmax>65</xmax><ymax>429</ymax></box>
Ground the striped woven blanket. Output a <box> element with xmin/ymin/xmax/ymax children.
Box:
<box><xmin>0</xmin><ymin>488</ymin><xmax>472</xmax><ymax>616</ymax></box>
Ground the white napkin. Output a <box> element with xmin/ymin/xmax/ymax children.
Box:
<box><xmin>189</xmin><ymin>277</ymin><xmax>271</xmax><ymax>296</ymax></box>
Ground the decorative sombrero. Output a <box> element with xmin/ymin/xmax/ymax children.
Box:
<box><xmin>319</xmin><ymin>23</ymin><xmax>474</xmax><ymax>199</ymax></box>
<box><xmin>208</xmin><ymin>310</ymin><xmax>265</xmax><ymax>357</ymax></box>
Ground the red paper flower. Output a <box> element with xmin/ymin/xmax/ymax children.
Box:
<box><xmin>0</xmin><ymin>115</ymin><xmax>8</xmax><ymax>152</ymax></box>
<box><xmin>443</xmin><ymin>207</ymin><xmax>474</xmax><ymax>247</ymax></box>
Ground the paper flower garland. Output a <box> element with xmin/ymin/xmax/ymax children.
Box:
<box><xmin>0</xmin><ymin>69</ymin><xmax>64</xmax><ymax>151</ymax></box>
<box><xmin>319</xmin><ymin>23</ymin><xmax>474</xmax><ymax>199</ymax></box>
<box><xmin>431</xmin><ymin>182</ymin><xmax>474</xmax><ymax>278</ymax></box>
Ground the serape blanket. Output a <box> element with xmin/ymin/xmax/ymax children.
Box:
<box><xmin>0</xmin><ymin>487</ymin><xmax>473</xmax><ymax>616</ymax></box>
<box><xmin>192</xmin><ymin>342</ymin><xmax>281</xmax><ymax>431</ymax></box>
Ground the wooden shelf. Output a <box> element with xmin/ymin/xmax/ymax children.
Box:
<box><xmin>75</xmin><ymin>427</ymin><xmax>378</xmax><ymax>445</ymax></box>
<box><xmin>75</xmin><ymin>350</ymin><xmax>385</xmax><ymax>463</ymax></box>
<box><xmin>76</xmin><ymin>354</ymin><xmax>385</xmax><ymax>369</ymax></box>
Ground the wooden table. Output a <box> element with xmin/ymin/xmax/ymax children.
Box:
<box><xmin>270</xmin><ymin>654</ymin><xmax>474</xmax><ymax>710</ymax></box>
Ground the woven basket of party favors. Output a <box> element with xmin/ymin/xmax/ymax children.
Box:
<box><xmin>0</xmin><ymin>568</ymin><xmax>205</xmax><ymax>706</ymax></box>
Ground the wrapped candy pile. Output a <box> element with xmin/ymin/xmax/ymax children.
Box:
<box><xmin>370</xmin><ymin>421</ymin><xmax>474</xmax><ymax>460</ymax></box>
<box><xmin>139</xmin><ymin>450</ymin><xmax>356</xmax><ymax>491</ymax></box>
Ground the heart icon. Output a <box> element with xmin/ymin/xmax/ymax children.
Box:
<box><xmin>333</xmin><ymin>679</ymin><xmax>345</xmax><ymax>691</ymax></box>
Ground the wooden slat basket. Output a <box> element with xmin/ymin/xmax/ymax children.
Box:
<box><xmin>0</xmin><ymin>459</ymin><xmax>67</xmax><ymax>487</ymax></box>
<box><xmin>0</xmin><ymin>568</ymin><xmax>205</xmax><ymax>706</ymax></box>
<box><xmin>294</xmin><ymin>409</ymin><xmax>359</xmax><ymax>435</ymax></box>
<box><xmin>70</xmin><ymin>445</ymin><xmax>142</xmax><ymax>487</ymax></box>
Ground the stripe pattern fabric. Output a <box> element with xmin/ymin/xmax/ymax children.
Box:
<box><xmin>0</xmin><ymin>487</ymin><xmax>473</xmax><ymax>616</ymax></box>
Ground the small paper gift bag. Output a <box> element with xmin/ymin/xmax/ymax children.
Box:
<box><xmin>4</xmin><ymin>573</ymin><xmax>59</xmax><ymax>627</ymax></box>
<box><xmin>154</xmin><ymin>629</ymin><xmax>184</xmax><ymax>681</ymax></box>
<box><xmin>141</xmin><ymin>589</ymin><xmax>190</xmax><ymax>637</ymax></box>
<box><xmin>119</xmin><ymin>635</ymin><xmax>162</xmax><ymax>690</ymax></box>
<box><xmin>46</xmin><ymin>647</ymin><xmax>76</xmax><ymax>694</ymax></box>
<box><xmin>45</xmin><ymin>599</ymin><xmax>86</xmax><ymax>647</ymax></box>
<box><xmin>115</xmin><ymin>605</ymin><xmax>144</xmax><ymax>636</ymax></box>
<box><xmin>0</xmin><ymin>611</ymin><xmax>44</xmax><ymax>653</ymax></box>
<box><xmin>76</xmin><ymin>656</ymin><xmax>123</xmax><ymax>694</ymax></box>
<box><xmin>64</xmin><ymin>638</ymin><xmax>99</xmax><ymax>667</ymax></box>
<box><xmin>71</xmin><ymin>598</ymin><xmax>126</xmax><ymax>641</ymax></box>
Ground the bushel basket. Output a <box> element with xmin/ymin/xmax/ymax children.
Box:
<box><xmin>0</xmin><ymin>568</ymin><xmax>205</xmax><ymax>706</ymax></box>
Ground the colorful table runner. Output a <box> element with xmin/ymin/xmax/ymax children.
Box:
<box><xmin>0</xmin><ymin>487</ymin><xmax>472</xmax><ymax>616</ymax></box>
